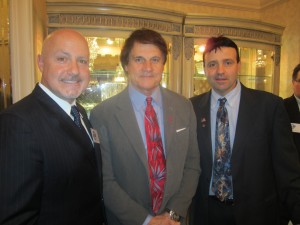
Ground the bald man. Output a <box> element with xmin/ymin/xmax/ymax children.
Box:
<box><xmin>0</xmin><ymin>29</ymin><xmax>105</xmax><ymax>225</ymax></box>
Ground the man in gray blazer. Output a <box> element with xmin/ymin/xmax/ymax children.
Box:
<box><xmin>90</xmin><ymin>28</ymin><xmax>200</xmax><ymax>225</ymax></box>
<box><xmin>0</xmin><ymin>29</ymin><xmax>105</xmax><ymax>225</ymax></box>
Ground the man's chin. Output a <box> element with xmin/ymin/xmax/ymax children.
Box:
<box><xmin>60</xmin><ymin>92</ymin><xmax>81</xmax><ymax>104</ymax></box>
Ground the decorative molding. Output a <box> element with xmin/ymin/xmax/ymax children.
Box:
<box><xmin>185</xmin><ymin>25</ymin><xmax>194</xmax><ymax>34</ymax></box>
<box><xmin>0</xmin><ymin>39</ymin><xmax>9</xmax><ymax>45</ymax></box>
<box><xmin>48</xmin><ymin>13</ymin><xmax>182</xmax><ymax>34</ymax></box>
<box><xmin>172</xmin><ymin>36</ymin><xmax>182</xmax><ymax>60</ymax></box>
<box><xmin>157</xmin><ymin>0</ymin><xmax>286</xmax><ymax>11</ymax></box>
<box><xmin>185</xmin><ymin>25</ymin><xmax>281</xmax><ymax>45</ymax></box>
<box><xmin>274</xmin><ymin>45</ymin><xmax>281</xmax><ymax>66</ymax></box>
<box><xmin>184</xmin><ymin>37</ymin><xmax>194</xmax><ymax>60</ymax></box>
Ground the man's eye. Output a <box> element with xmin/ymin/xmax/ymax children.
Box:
<box><xmin>151</xmin><ymin>57</ymin><xmax>160</xmax><ymax>64</ymax></box>
<box><xmin>57</xmin><ymin>57</ymin><xmax>67</xmax><ymax>63</ymax></box>
<box><xmin>207</xmin><ymin>62</ymin><xmax>217</xmax><ymax>68</ymax></box>
<box><xmin>224</xmin><ymin>60</ymin><xmax>233</xmax><ymax>66</ymax></box>
<box><xmin>79</xmin><ymin>59</ymin><xmax>88</xmax><ymax>64</ymax></box>
<box><xmin>134</xmin><ymin>57</ymin><xmax>145</xmax><ymax>64</ymax></box>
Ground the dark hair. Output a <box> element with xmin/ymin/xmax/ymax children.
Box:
<box><xmin>120</xmin><ymin>28</ymin><xmax>168</xmax><ymax>71</ymax></box>
<box><xmin>203</xmin><ymin>36</ymin><xmax>240</xmax><ymax>65</ymax></box>
<box><xmin>292</xmin><ymin>64</ymin><xmax>300</xmax><ymax>80</ymax></box>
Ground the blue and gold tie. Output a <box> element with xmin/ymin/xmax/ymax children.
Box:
<box><xmin>212</xmin><ymin>98</ymin><xmax>233</xmax><ymax>201</ymax></box>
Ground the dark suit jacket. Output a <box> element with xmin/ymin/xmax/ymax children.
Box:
<box><xmin>0</xmin><ymin>85</ymin><xmax>105</xmax><ymax>225</ymax></box>
<box><xmin>189</xmin><ymin>84</ymin><xmax>300</xmax><ymax>225</ymax></box>
<box><xmin>0</xmin><ymin>91</ymin><xmax>4</xmax><ymax>112</ymax></box>
<box><xmin>284</xmin><ymin>95</ymin><xmax>300</xmax><ymax>161</ymax></box>
<box><xmin>90</xmin><ymin>86</ymin><xmax>200</xmax><ymax>225</ymax></box>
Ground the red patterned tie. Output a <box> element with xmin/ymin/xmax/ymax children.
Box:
<box><xmin>144</xmin><ymin>97</ymin><xmax>166</xmax><ymax>214</ymax></box>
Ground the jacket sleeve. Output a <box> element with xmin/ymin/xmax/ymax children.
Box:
<box><xmin>0</xmin><ymin>113</ymin><xmax>42</xmax><ymax>225</ymax></box>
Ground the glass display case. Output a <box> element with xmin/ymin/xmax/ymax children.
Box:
<box><xmin>46</xmin><ymin>5</ymin><xmax>282</xmax><ymax>102</ymax></box>
<box><xmin>77</xmin><ymin>37</ymin><xmax>127</xmax><ymax>113</ymax></box>
<box><xmin>182</xmin><ymin>15</ymin><xmax>282</xmax><ymax>98</ymax></box>
<box><xmin>78</xmin><ymin>36</ymin><xmax>170</xmax><ymax>113</ymax></box>
<box><xmin>193</xmin><ymin>43</ymin><xmax>275</xmax><ymax>96</ymax></box>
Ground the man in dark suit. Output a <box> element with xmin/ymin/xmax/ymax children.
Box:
<box><xmin>189</xmin><ymin>36</ymin><xmax>300</xmax><ymax>225</ymax></box>
<box><xmin>284</xmin><ymin>63</ymin><xmax>300</xmax><ymax>160</ymax></box>
<box><xmin>0</xmin><ymin>29</ymin><xmax>105</xmax><ymax>225</ymax></box>
<box><xmin>90</xmin><ymin>28</ymin><xmax>200</xmax><ymax>225</ymax></box>
<box><xmin>282</xmin><ymin>63</ymin><xmax>300</xmax><ymax>225</ymax></box>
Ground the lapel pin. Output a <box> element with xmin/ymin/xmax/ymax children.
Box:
<box><xmin>201</xmin><ymin>117</ymin><xmax>206</xmax><ymax>127</ymax></box>
<box><xmin>168</xmin><ymin>116</ymin><xmax>173</xmax><ymax>124</ymax></box>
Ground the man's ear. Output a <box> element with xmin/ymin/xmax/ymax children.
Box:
<box><xmin>37</xmin><ymin>54</ymin><xmax>44</xmax><ymax>73</ymax></box>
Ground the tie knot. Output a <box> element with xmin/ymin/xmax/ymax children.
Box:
<box><xmin>219</xmin><ymin>98</ymin><xmax>227</xmax><ymax>107</ymax></box>
<box><xmin>146</xmin><ymin>97</ymin><xmax>152</xmax><ymax>106</ymax></box>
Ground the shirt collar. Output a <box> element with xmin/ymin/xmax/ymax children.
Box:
<box><xmin>38</xmin><ymin>82</ymin><xmax>75</xmax><ymax>116</ymax></box>
<box><xmin>294</xmin><ymin>94</ymin><xmax>300</xmax><ymax>107</ymax></box>
<box><xmin>128</xmin><ymin>84</ymin><xmax>163</xmax><ymax>109</ymax></box>
<box><xmin>211</xmin><ymin>80</ymin><xmax>241</xmax><ymax>108</ymax></box>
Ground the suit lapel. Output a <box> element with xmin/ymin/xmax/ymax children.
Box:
<box><xmin>196</xmin><ymin>92</ymin><xmax>213</xmax><ymax>177</ymax></box>
<box><xmin>32</xmin><ymin>85</ymin><xmax>96</xmax><ymax>168</ymax></box>
<box><xmin>114</xmin><ymin>89</ymin><xmax>149</xmax><ymax>170</ymax></box>
<box><xmin>162</xmin><ymin>89</ymin><xmax>176</xmax><ymax>156</ymax></box>
<box><xmin>231</xmin><ymin>85</ymin><xmax>257</xmax><ymax>177</ymax></box>
<box><xmin>290</xmin><ymin>96</ymin><xmax>300</xmax><ymax>122</ymax></box>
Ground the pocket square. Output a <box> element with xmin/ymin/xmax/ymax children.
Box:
<box><xmin>176</xmin><ymin>127</ymin><xmax>186</xmax><ymax>132</ymax></box>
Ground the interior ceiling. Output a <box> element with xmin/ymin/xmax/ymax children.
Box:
<box><xmin>47</xmin><ymin>0</ymin><xmax>286</xmax><ymax>11</ymax></box>
<box><xmin>162</xmin><ymin>0</ymin><xmax>285</xmax><ymax>10</ymax></box>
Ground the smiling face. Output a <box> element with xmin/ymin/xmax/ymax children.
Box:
<box><xmin>204</xmin><ymin>47</ymin><xmax>240</xmax><ymax>96</ymax></box>
<box><xmin>125</xmin><ymin>42</ymin><xmax>164</xmax><ymax>96</ymax></box>
<box><xmin>38</xmin><ymin>29</ymin><xmax>90</xmax><ymax>103</ymax></box>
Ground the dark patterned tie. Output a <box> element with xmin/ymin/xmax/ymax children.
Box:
<box><xmin>144</xmin><ymin>97</ymin><xmax>166</xmax><ymax>214</ymax></box>
<box><xmin>212</xmin><ymin>98</ymin><xmax>232</xmax><ymax>201</ymax></box>
<box><xmin>71</xmin><ymin>105</ymin><xmax>84</xmax><ymax>130</ymax></box>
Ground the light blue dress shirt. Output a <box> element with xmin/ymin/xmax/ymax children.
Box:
<box><xmin>128</xmin><ymin>84</ymin><xmax>165</xmax><ymax>154</ymax></box>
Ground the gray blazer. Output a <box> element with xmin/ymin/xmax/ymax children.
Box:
<box><xmin>90</xmin><ymin>86</ymin><xmax>200</xmax><ymax>225</ymax></box>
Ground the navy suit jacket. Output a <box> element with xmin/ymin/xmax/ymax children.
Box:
<box><xmin>0</xmin><ymin>85</ymin><xmax>105</xmax><ymax>225</ymax></box>
<box><xmin>189</xmin><ymin>84</ymin><xmax>300</xmax><ymax>225</ymax></box>
<box><xmin>284</xmin><ymin>95</ymin><xmax>300</xmax><ymax>161</ymax></box>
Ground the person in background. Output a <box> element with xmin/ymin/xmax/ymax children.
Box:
<box><xmin>90</xmin><ymin>28</ymin><xmax>200</xmax><ymax>225</ymax></box>
<box><xmin>0</xmin><ymin>29</ymin><xmax>106</xmax><ymax>225</ymax></box>
<box><xmin>282</xmin><ymin>63</ymin><xmax>300</xmax><ymax>225</ymax></box>
<box><xmin>284</xmin><ymin>63</ymin><xmax>300</xmax><ymax>160</ymax></box>
<box><xmin>189</xmin><ymin>35</ymin><xmax>300</xmax><ymax>225</ymax></box>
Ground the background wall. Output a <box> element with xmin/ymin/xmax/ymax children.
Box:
<box><xmin>262</xmin><ymin>0</ymin><xmax>300</xmax><ymax>97</ymax></box>
<box><xmin>8</xmin><ymin>0</ymin><xmax>299</xmax><ymax>102</ymax></box>
<box><xmin>46</xmin><ymin>0</ymin><xmax>299</xmax><ymax>97</ymax></box>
